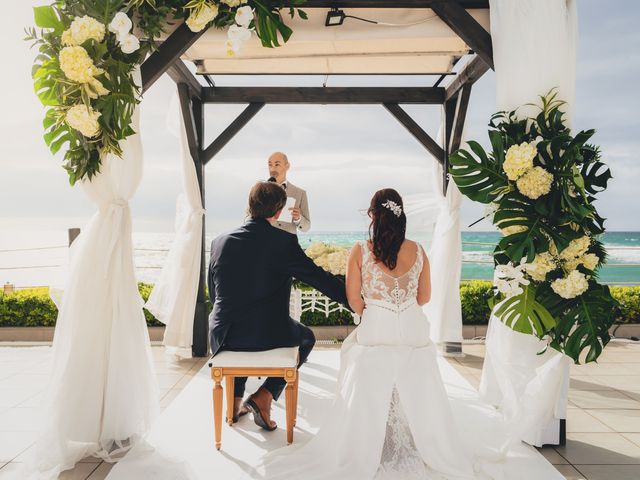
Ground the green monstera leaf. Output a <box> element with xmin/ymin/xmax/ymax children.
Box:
<box><xmin>494</xmin><ymin>284</ymin><xmax>557</xmax><ymax>337</ymax></box>
<box><xmin>544</xmin><ymin>283</ymin><xmax>618</xmax><ymax>363</ymax></box>
<box><xmin>448</xmin><ymin>140</ymin><xmax>509</xmax><ymax>204</ymax></box>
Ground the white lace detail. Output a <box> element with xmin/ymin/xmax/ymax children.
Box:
<box><xmin>376</xmin><ymin>388</ymin><xmax>447</xmax><ymax>480</ymax></box>
<box><xmin>360</xmin><ymin>241</ymin><xmax>423</xmax><ymax>310</ymax></box>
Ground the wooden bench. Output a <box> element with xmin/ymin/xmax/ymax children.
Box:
<box><xmin>209</xmin><ymin>347</ymin><xmax>300</xmax><ymax>450</ymax></box>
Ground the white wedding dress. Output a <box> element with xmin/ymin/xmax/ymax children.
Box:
<box><xmin>252</xmin><ymin>241</ymin><xmax>518</xmax><ymax>480</ymax></box>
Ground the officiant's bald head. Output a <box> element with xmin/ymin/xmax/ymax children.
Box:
<box><xmin>268</xmin><ymin>152</ymin><xmax>290</xmax><ymax>184</ymax></box>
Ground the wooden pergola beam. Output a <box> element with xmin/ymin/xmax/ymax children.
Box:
<box><xmin>202</xmin><ymin>103</ymin><xmax>265</xmax><ymax>164</ymax></box>
<box><xmin>141</xmin><ymin>23</ymin><xmax>207</xmax><ymax>93</ymax></box>
<box><xmin>445</xmin><ymin>54</ymin><xmax>489</xmax><ymax>101</ymax></box>
<box><xmin>203</xmin><ymin>87</ymin><xmax>445</xmax><ymax>104</ymax></box>
<box><xmin>431</xmin><ymin>1</ymin><xmax>494</xmax><ymax>70</ymax></box>
<box><xmin>167</xmin><ymin>60</ymin><xmax>202</xmax><ymax>100</ymax></box>
<box><xmin>383</xmin><ymin>103</ymin><xmax>445</xmax><ymax>162</ymax></box>
<box><xmin>450</xmin><ymin>83</ymin><xmax>472</xmax><ymax>152</ymax></box>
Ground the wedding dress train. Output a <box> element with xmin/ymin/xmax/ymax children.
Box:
<box><xmin>252</xmin><ymin>241</ymin><xmax>520</xmax><ymax>480</ymax></box>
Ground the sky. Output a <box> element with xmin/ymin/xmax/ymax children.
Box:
<box><xmin>0</xmin><ymin>1</ymin><xmax>639</xmax><ymax>237</ymax></box>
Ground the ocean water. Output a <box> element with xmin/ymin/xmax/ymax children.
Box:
<box><xmin>1</xmin><ymin>230</ymin><xmax>638</xmax><ymax>288</ymax></box>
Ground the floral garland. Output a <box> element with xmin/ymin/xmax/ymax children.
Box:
<box><xmin>449</xmin><ymin>91</ymin><xmax>618</xmax><ymax>363</ymax></box>
<box><xmin>26</xmin><ymin>0</ymin><xmax>307</xmax><ymax>185</ymax></box>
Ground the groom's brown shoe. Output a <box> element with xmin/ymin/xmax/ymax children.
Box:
<box><xmin>245</xmin><ymin>387</ymin><xmax>277</xmax><ymax>431</ymax></box>
<box><xmin>231</xmin><ymin>397</ymin><xmax>249</xmax><ymax>423</ymax></box>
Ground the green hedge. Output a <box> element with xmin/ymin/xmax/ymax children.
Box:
<box><xmin>1</xmin><ymin>282</ymin><xmax>639</xmax><ymax>327</ymax></box>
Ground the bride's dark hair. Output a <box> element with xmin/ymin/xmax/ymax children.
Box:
<box><xmin>368</xmin><ymin>188</ymin><xmax>407</xmax><ymax>270</ymax></box>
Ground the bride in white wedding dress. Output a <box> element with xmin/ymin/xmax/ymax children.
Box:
<box><xmin>252</xmin><ymin>188</ymin><xmax>520</xmax><ymax>480</ymax></box>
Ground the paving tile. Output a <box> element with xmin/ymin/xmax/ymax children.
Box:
<box><xmin>0</xmin><ymin>407</ymin><xmax>42</xmax><ymax>432</ymax></box>
<box><xmin>566</xmin><ymin>410</ymin><xmax>613</xmax><ymax>433</ymax></box>
<box><xmin>587</xmin><ymin>409</ymin><xmax>640</xmax><ymax>433</ymax></box>
<box><xmin>538</xmin><ymin>446</ymin><xmax>569</xmax><ymax>464</ymax></box>
<box><xmin>0</xmin><ymin>389</ymin><xmax>41</xmax><ymax>409</ymax></box>
<box><xmin>590</xmin><ymin>376</ymin><xmax>640</xmax><ymax>392</ymax></box>
<box><xmin>575</xmin><ymin>464</ymin><xmax>640</xmax><ymax>480</ymax></box>
<box><xmin>569</xmin><ymin>390</ymin><xmax>640</xmax><ymax>410</ymax></box>
<box><xmin>570</xmin><ymin>376</ymin><xmax>614</xmax><ymax>391</ymax></box>
<box><xmin>0</xmin><ymin>374</ymin><xmax>50</xmax><ymax>389</ymax></box>
<box><xmin>0</xmin><ymin>431</ymin><xmax>36</xmax><ymax>462</ymax></box>
<box><xmin>86</xmin><ymin>462</ymin><xmax>114</xmax><ymax>479</ymax></box>
<box><xmin>156</xmin><ymin>373</ymin><xmax>185</xmax><ymax>389</ymax></box>
<box><xmin>556</xmin><ymin>433</ymin><xmax>640</xmax><ymax>465</ymax></box>
<box><xmin>623</xmin><ymin>433</ymin><xmax>640</xmax><ymax>447</ymax></box>
<box><xmin>553</xmin><ymin>464</ymin><xmax>587</xmax><ymax>480</ymax></box>
<box><xmin>0</xmin><ymin>463</ymin><xmax>26</xmax><ymax>480</ymax></box>
<box><xmin>58</xmin><ymin>463</ymin><xmax>100</xmax><ymax>480</ymax></box>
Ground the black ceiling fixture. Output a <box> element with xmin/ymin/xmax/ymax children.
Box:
<box><xmin>325</xmin><ymin>8</ymin><xmax>346</xmax><ymax>26</ymax></box>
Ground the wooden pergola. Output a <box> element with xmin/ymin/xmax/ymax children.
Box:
<box><xmin>139</xmin><ymin>0</ymin><xmax>493</xmax><ymax>358</ymax></box>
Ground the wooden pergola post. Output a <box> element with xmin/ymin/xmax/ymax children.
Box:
<box><xmin>139</xmin><ymin>0</ymin><xmax>494</xmax><ymax>359</ymax></box>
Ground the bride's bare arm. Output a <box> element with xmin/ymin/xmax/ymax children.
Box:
<box><xmin>417</xmin><ymin>248</ymin><xmax>431</xmax><ymax>306</ymax></box>
<box><xmin>346</xmin><ymin>244</ymin><xmax>365</xmax><ymax>315</ymax></box>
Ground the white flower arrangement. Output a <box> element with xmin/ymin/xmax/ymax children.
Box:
<box><xmin>503</xmin><ymin>142</ymin><xmax>537</xmax><ymax>181</ymax></box>
<box><xmin>62</xmin><ymin>15</ymin><xmax>105</xmax><ymax>46</ymax></box>
<box><xmin>524</xmin><ymin>252</ymin><xmax>556</xmax><ymax>282</ymax></box>
<box><xmin>65</xmin><ymin>104</ymin><xmax>101</xmax><ymax>138</ymax></box>
<box><xmin>109</xmin><ymin>11</ymin><xmax>140</xmax><ymax>54</ymax></box>
<box><xmin>305</xmin><ymin>242</ymin><xmax>348</xmax><ymax>276</ymax></box>
<box><xmin>493</xmin><ymin>260</ymin><xmax>530</xmax><ymax>298</ymax></box>
<box><xmin>551</xmin><ymin>270</ymin><xmax>590</xmax><ymax>299</ymax></box>
<box><xmin>516</xmin><ymin>166</ymin><xmax>553</xmax><ymax>199</ymax></box>
<box><xmin>186</xmin><ymin>3</ymin><xmax>219</xmax><ymax>33</ymax></box>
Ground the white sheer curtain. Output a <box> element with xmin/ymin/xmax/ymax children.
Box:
<box><xmin>145</xmin><ymin>90</ymin><xmax>204</xmax><ymax>355</ymax></box>
<box><xmin>480</xmin><ymin>0</ymin><xmax>577</xmax><ymax>446</ymax></box>
<box><xmin>27</xmin><ymin>69</ymin><xmax>159</xmax><ymax>479</ymax></box>
<box><xmin>424</xmin><ymin>159</ymin><xmax>464</xmax><ymax>345</ymax></box>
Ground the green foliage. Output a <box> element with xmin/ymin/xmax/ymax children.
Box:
<box><xmin>448</xmin><ymin>90</ymin><xmax>617</xmax><ymax>363</ymax></box>
<box><xmin>27</xmin><ymin>1</ymin><xmax>307</xmax><ymax>185</ymax></box>
<box><xmin>2</xmin><ymin>283</ymin><xmax>639</xmax><ymax>331</ymax></box>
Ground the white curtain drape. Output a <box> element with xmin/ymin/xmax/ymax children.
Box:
<box><xmin>480</xmin><ymin>0</ymin><xmax>577</xmax><ymax>447</ymax></box>
<box><xmin>145</xmin><ymin>90</ymin><xmax>204</xmax><ymax>356</ymax></box>
<box><xmin>28</xmin><ymin>69</ymin><xmax>159</xmax><ymax>479</ymax></box>
<box><xmin>424</xmin><ymin>160</ymin><xmax>464</xmax><ymax>345</ymax></box>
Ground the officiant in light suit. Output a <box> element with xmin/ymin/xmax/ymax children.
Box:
<box><xmin>268</xmin><ymin>152</ymin><xmax>311</xmax><ymax>234</ymax></box>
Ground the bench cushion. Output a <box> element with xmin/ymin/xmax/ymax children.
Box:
<box><xmin>209</xmin><ymin>347</ymin><xmax>299</xmax><ymax>368</ymax></box>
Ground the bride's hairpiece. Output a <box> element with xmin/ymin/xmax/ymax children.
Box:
<box><xmin>381</xmin><ymin>200</ymin><xmax>402</xmax><ymax>217</ymax></box>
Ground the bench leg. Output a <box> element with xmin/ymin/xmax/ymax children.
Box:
<box><xmin>212</xmin><ymin>369</ymin><xmax>223</xmax><ymax>450</ymax></box>
<box><xmin>293</xmin><ymin>374</ymin><xmax>299</xmax><ymax>427</ymax></box>
<box><xmin>225</xmin><ymin>376</ymin><xmax>235</xmax><ymax>426</ymax></box>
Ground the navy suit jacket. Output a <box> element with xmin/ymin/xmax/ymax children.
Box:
<box><xmin>208</xmin><ymin>218</ymin><xmax>348</xmax><ymax>356</ymax></box>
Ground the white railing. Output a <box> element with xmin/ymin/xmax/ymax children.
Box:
<box><xmin>290</xmin><ymin>289</ymin><xmax>354</xmax><ymax>322</ymax></box>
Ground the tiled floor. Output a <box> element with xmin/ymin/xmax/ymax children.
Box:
<box><xmin>449</xmin><ymin>341</ymin><xmax>640</xmax><ymax>480</ymax></box>
<box><xmin>0</xmin><ymin>340</ymin><xmax>639</xmax><ymax>479</ymax></box>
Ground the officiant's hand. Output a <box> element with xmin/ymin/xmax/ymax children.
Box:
<box><xmin>289</xmin><ymin>207</ymin><xmax>301</xmax><ymax>222</ymax></box>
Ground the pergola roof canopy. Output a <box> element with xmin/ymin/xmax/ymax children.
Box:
<box><xmin>174</xmin><ymin>8</ymin><xmax>489</xmax><ymax>75</ymax></box>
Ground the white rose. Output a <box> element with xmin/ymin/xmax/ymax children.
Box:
<box><xmin>109</xmin><ymin>11</ymin><xmax>132</xmax><ymax>39</ymax></box>
<box><xmin>119</xmin><ymin>33</ymin><xmax>140</xmax><ymax>54</ymax></box>
<box><xmin>186</xmin><ymin>4</ymin><xmax>219</xmax><ymax>33</ymax></box>
<box><xmin>235</xmin><ymin>6</ymin><xmax>254</xmax><ymax>28</ymax></box>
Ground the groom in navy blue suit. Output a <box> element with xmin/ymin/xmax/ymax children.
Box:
<box><xmin>208</xmin><ymin>181</ymin><xmax>349</xmax><ymax>430</ymax></box>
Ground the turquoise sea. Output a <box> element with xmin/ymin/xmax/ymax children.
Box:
<box><xmin>298</xmin><ymin>231</ymin><xmax>640</xmax><ymax>286</ymax></box>
<box><xmin>1</xmin><ymin>230</ymin><xmax>638</xmax><ymax>288</ymax></box>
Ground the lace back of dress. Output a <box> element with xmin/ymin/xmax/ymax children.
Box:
<box><xmin>360</xmin><ymin>241</ymin><xmax>423</xmax><ymax>307</ymax></box>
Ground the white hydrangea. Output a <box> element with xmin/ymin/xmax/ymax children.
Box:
<box><xmin>305</xmin><ymin>242</ymin><xmax>349</xmax><ymax>275</ymax></box>
<box><xmin>524</xmin><ymin>252</ymin><xmax>556</xmax><ymax>282</ymax></box>
<box><xmin>66</xmin><ymin>104</ymin><xmax>101</xmax><ymax>138</ymax></box>
<box><xmin>516</xmin><ymin>166</ymin><xmax>554</xmax><ymax>199</ymax></box>
<box><xmin>65</xmin><ymin>15</ymin><xmax>106</xmax><ymax>45</ymax></box>
<box><xmin>559</xmin><ymin>236</ymin><xmax>591</xmax><ymax>261</ymax></box>
<box><xmin>186</xmin><ymin>3</ymin><xmax>219</xmax><ymax>32</ymax></box>
<box><xmin>581</xmin><ymin>252</ymin><xmax>600</xmax><ymax>271</ymax></box>
<box><xmin>551</xmin><ymin>270</ymin><xmax>589</xmax><ymax>299</ymax></box>
<box><xmin>503</xmin><ymin>142</ymin><xmax>537</xmax><ymax>181</ymax></box>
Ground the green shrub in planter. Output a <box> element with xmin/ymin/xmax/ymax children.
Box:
<box><xmin>460</xmin><ymin>281</ymin><xmax>494</xmax><ymax>325</ymax></box>
<box><xmin>611</xmin><ymin>286</ymin><xmax>640</xmax><ymax>325</ymax></box>
<box><xmin>0</xmin><ymin>288</ymin><xmax>58</xmax><ymax>327</ymax></box>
